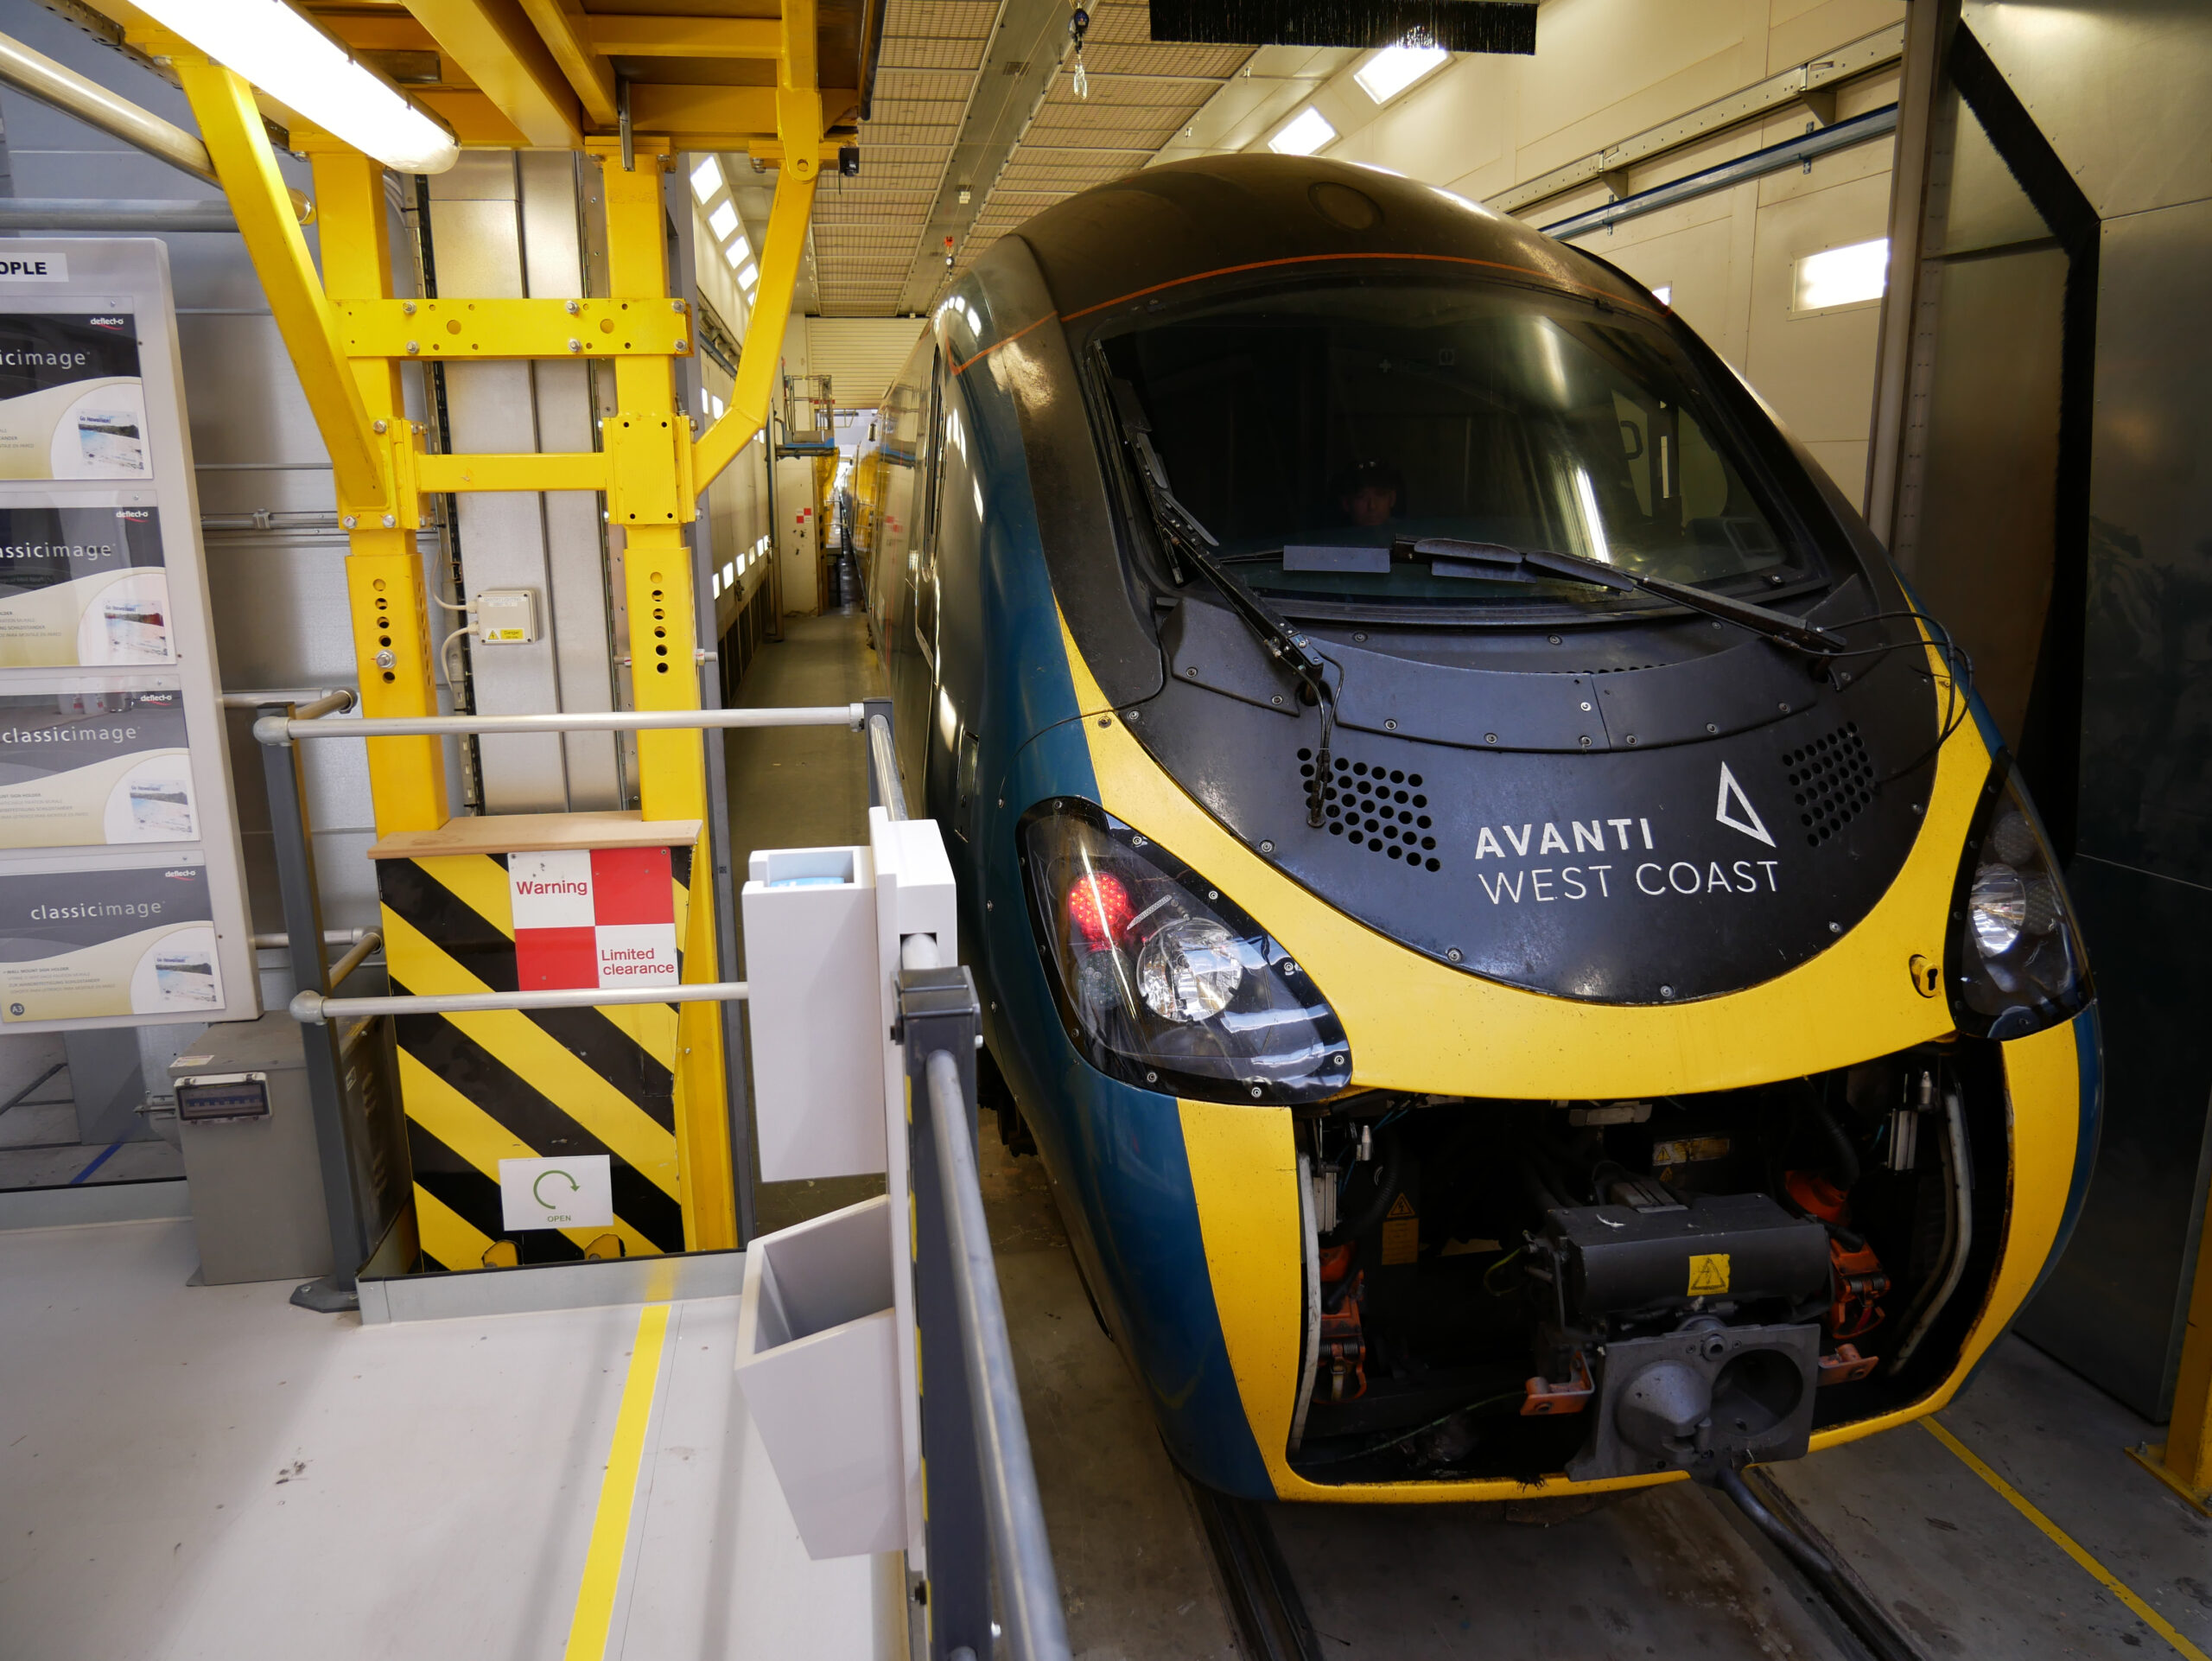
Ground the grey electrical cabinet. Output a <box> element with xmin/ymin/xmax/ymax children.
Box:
<box><xmin>170</xmin><ymin>1012</ymin><xmax>407</xmax><ymax>1287</ymax></box>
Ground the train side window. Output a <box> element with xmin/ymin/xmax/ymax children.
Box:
<box><xmin>914</xmin><ymin>354</ymin><xmax>949</xmax><ymax>665</ymax></box>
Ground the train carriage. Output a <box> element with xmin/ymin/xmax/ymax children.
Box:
<box><xmin>859</xmin><ymin>154</ymin><xmax>2100</xmax><ymax>1502</ymax></box>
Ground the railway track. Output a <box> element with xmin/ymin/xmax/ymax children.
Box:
<box><xmin>1187</xmin><ymin>1467</ymin><xmax>1924</xmax><ymax>1661</ymax></box>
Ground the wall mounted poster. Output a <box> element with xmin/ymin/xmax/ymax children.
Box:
<box><xmin>0</xmin><ymin>505</ymin><xmax>169</xmax><ymax>666</ymax></box>
<box><xmin>0</xmin><ymin>314</ymin><xmax>148</xmax><ymax>480</ymax></box>
<box><xmin>0</xmin><ymin>860</ymin><xmax>221</xmax><ymax>1022</ymax></box>
<box><xmin>0</xmin><ymin>243</ymin><xmax>258</xmax><ymax>1030</ymax></box>
<box><xmin>0</xmin><ymin>687</ymin><xmax>194</xmax><ymax>849</ymax></box>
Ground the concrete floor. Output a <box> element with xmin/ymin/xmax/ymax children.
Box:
<box><xmin>0</xmin><ymin>1214</ymin><xmax>880</xmax><ymax>1661</ymax></box>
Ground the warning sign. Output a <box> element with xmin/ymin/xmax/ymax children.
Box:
<box><xmin>1380</xmin><ymin>1193</ymin><xmax>1420</xmax><ymax>1265</ymax></box>
<box><xmin>1688</xmin><ymin>1252</ymin><xmax>1732</xmax><ymax>1295</ymax></box>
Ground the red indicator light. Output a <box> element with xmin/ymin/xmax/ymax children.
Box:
<box><xmin>1066</xmin><ymin>871</ymin><xmax>1132</xmax><ymax>945</ymax></box>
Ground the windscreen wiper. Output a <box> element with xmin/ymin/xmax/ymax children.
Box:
<box><xmin>1407</xmin><ymin>536</ymin><xmax>1845</xmax><ymax>654</ymax></box>
<box><xmin>1107</xmin><ymin>376</ymin><xmax>1339</xmax><ymax>827</ymax></box>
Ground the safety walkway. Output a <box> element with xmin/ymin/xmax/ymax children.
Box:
<box><xmin>0</xmin><ymin>1213</ymin><xmax>886</xmax><ymax>1661</ymax></box>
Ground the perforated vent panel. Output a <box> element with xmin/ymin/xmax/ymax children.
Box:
<box><xmin>1301</xmin><ymin>749</ymin><xmax>1441</xmax><ymax>871</ymax></box>
<box><xmin>1783</xmin><ymin>723</ymin><xmax>1873</xmax><ymax>846</ymax></box>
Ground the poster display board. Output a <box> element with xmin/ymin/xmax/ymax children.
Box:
<box><xmin>0</xmin><ymin>243</ymin><xmax>254</xmax><ymax>1030</ymax></box>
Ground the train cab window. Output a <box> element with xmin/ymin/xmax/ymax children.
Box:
<box><xmin>1094</xmin><ymin>278</ymin><xmax>1815</xmax><ymax>616</ymax></box>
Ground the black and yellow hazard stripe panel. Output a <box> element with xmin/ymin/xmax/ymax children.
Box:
<box><xmin>367</xmin><ymin>813</ymin><xmax>701</xmax><ymax>1273</ymax></box>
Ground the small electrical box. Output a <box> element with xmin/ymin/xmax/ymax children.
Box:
<box><xmin>175</xmin><ymin>1070</ymin><xmax>270</xmax><ymax>1123</ymax></box>
<box><xmin>475</xmin><ymin>588</ymin><xmax>539</xmax><ymax>644</ymax></box>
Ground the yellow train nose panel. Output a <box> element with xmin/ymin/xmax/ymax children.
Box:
<box><xmin>1177</xmin><ymin>1018</ymin><xmax>2087</xmax><ymax>1503</ymax></box>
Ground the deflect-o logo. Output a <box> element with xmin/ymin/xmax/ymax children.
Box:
<box><xmin>0</xmin><ymin>254</ymin><xmax>67</xmax><ymax>283</ymax></box>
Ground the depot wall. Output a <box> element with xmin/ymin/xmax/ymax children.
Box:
<box><xmin>1291</xmin><ymin>0</ymin><xmax>1910</xmax><ymax>508</ymax></box>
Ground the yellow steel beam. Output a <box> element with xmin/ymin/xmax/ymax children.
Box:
<box><xmin>584</xmin><ymin>16</ymin><xmax>781</xmax><ymax>58</ymax></box>
<box><xmin>404</xmin><ymin>0</ymin><xmax>582</xmax><ymax>148</ymax></box>
<box><xmin>624</xmin><ymin>83</ymin><xmax>778</xmax><ymax>140</ymax></box>
<box><xmin>692</xmin><ymin>165</ymin><xmax>815</xmax><ymax>490</ymax></box>
<box><xmin>514</xmin><ymin>0</ymin><xmax>620</xmax><ymax>129</ymax></box>
<box><xmin>416</xmin><ymin>88</ymin><xmax>534</xmax><ymax>148</ymax></box>
<box><xmin>588</xmin><ymin>135</ymin><xmax>733</xmax><ymax>1251</ymax></box>
<box><xmin>340</xmin><ymin>296</ymin><xmax>693</xmax><ymax>360</ymax></box>
<box><xmin>778</xmin><ymin>0</ymin><xmax>823</xmax><ymax>178</ymax></box>
<box><xmin>174</xmin><ymin>55</ymin><xmax>385</xmax><ymax>511</ymax></box>
<box><xmin>693</xmin><ymin>0</ymin><xmax>822</xmax><ymax>493</ymax></box>
<box><xmin>416</xmin><ymin>452</ymin><xmax>611</xmax><ymax>493</ymax></box>
<box><xmin>309</xmin><ymin>145</ymin><xmax>448</xmax><ymax>835</ymax></box>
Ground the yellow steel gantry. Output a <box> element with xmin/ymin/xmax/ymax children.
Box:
<box><xmin>82</xmin><ymin>1</ymin><xmax>848</xmax><ymax>1251</ymax></box>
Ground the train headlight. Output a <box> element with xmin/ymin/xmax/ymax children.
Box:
<box><xmin>1020</xmin><ymin>798</ymin><xmax>1351</xmax><ymax>1101</ymax></box>
<box><xmin>1947</xmin><ymin>760</ymin><xmax>2093</xmax><ymax>1040</ymax></box>
<box><xmin>1137</xmin><ymin>917</ymin><xmax>1243</xmax><ymax>1021</ymax></box>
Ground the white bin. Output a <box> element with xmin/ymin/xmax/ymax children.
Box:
<box><xmin>734</xmin><ymin>1193</ymin><xmax>906</xmax><ymax>1559</ymax></box>
<box><xmin>742</xmin><ymin>843</ymin><xmax>884</xmax><ymax>1181</ymax></box>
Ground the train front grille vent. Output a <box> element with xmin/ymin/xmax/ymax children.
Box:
<box><xmin>1784</xmin><ymin>722</ymin><xmax>1872</xmax><ymax>846</ymax></box>
<box><xmin>1300</xmin><ymin>749</ymin><xmax>1442</xmax><ymax>872</ymax></box>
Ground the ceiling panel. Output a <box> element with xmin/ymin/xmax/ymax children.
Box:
<box><xmin>808</xmin><ymin>0</ymin><xmax>1250</xmax><ymax>315</ymax></box>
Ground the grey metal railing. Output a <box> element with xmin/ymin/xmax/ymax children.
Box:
<box><xmin>250</xmin><ymin>688</ymin><xmax>877</xmax><ymax>1308</ymax></box>
<box><xmin>924</xmin><ymin>1047</ymin><xmax>1071</xmax><ymax>1661</ymax></box>
<box><xmin>897</xmin><ymin>915</ymin><xmax>1070</xmax><ymax>1661</ymax></box>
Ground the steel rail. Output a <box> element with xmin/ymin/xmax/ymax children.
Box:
<box><xmin>924</xmin><ymin>1047</ymin><xmax>1073</xmax><ymax>1661</ymax></box>
<box><xmin>1541</xmin><ymin>104</ymin><xmax>1900</xmax><ymax>241</ymax></box>
<box><xmin>868</xmin><ymin>713</ymin><xmax>907</xmax><ymax>820</ymax></box>
<box><xmin>255</xmin><ymin>702</ymin><xmax>866</xmax><ymax>743</ymax></box>
<box><xmin>292</xmin><ymin>978</ymin><xmax>749</xmax><ymax>1024</ymax></box>
<box><xmin>322</xmin><ymin>930</ymin><xmax>384</xmax><ymax>990</ymax></box>
<box><xmin>0</xmin><ymin>199</ymin><xmax>239</xmax><ymax>232</ymax></box>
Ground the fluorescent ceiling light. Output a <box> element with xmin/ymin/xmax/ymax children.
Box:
<box><xmin>708</xmin><ymin>200</ymin><xmax>740</xmax><ymax>241</ymax></box>
<box><xmin>1794</xmin><ymin>238</ymin><xmax>1889</xmax><ymax>311</ymax></box>
<box><xmin>1355</xmin><ymin>39</ymin><xmax>1449</xmax><ymax>104</ymax></box>
<box><xmin>133</xmin><ymin>0</ymin><xmax>457</xmax><ymax>173</ymax></box>
<box><xmin>737</xmin><ymin>263</ymin><xmax>759</xmax><ymax>291</ymax></box>
<box><xmin>690</xmin><ymin>156</ymin><xmax>724</xmax><ymax>203</ymax></box>
<box><xmin>723</xmin><ymin>235</ymin><xmax>751</xmax><ymax>269</ymax></box>
<box><xmin>1268</xmin><ymin>106</ymin><xmax>1338</xmax><ymax>156</ymax></box>
<box><xmin>1651</xmin><ymin>284</ymin><xmax>1673</xmax><ymax>307</ymax></box>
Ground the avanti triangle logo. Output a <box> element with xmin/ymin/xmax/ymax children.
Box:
<box><xmin>1715</xmin><ymin>762</ymin><xmax>1775</xmax><ymax>847</ymax></box>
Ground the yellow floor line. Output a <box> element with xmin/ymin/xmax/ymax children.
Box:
<box><xmin>563</xmin><ymin>1302</ymin><xmax>672</xmax><ymax>1661</ymax></box>
<box><xmin>1923</xmin><ymin>1418</ymin><xmax>2209</xmax><ymax>1661</ymax></box>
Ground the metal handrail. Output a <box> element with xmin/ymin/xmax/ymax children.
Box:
<box><xmin>293</xmin><ymin>978</ymin><xmax>750</xmax><ymax>1024</ymax></box>
<box><xmin>323</xmin><ymin>929</ymin><xmax>383</xmax><ymax>990</ymax></box>
<box><xmin>868</xmin><ymin>713</ymin><xmax>906</xmax><ymax>820</ymax></box>
<box><xmin>255</xmin><ymin>703</ymin><xmax>865</xmax><ymax>744</ymax></box>
<box><xmin>924</xmin><ymin>1048</ymin><xmax>1073</xmax><ymax>1661</ymax></box>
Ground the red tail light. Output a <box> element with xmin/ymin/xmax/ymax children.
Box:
<box><xmin>1065</xmin><ymin>870</ymin><xmax>1133</xmax><ymax>946</ymax></box>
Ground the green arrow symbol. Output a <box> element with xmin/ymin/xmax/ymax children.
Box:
<box><xmin>533</xmin><ymin>1168</ymin><xmax>581</xmax><ymax>1208</ymax></box>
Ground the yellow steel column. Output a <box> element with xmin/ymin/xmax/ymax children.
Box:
<box><xmin>588</xmin><ymin>136</ymin><xmax>734</xmax><ymax>1250</ymax></box>
<box><xmin>308</xmin><ymin>148</ymin><xmax>447</xmax><ymax>833</ymax></box>
<box><xmin>177</xmin><ymin>56</ymin><xmax>444</xmax><ymax>834</ymax></box>
<box><xmin>170</xmin><ymin>57</ymin><xmax>385</xmax><ymax>509</ymax></box>
<box><xmin>2130</xmin><ymin>1174</ymin><xmax>2212</xmax><ymax>1514</ymax></box>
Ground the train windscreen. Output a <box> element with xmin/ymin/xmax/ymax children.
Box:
<box><xmin>1096</xmin><ymin>277</ymin><xmax>1824</xmax><ymax>614</ymax></box>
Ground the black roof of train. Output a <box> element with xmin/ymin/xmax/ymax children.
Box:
<box><xmin>996</xmin><ymin>153</ymin><xmax>1653</xmax><ymax>322</ymax></box>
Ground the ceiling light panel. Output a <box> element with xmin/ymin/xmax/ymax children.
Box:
<box><xmin>1268</xmin><ymin>106</ymin><xmax>1338</xmax><ymax>156</ymax></box>
<box><xmin>1355</xmin><ymin>39</ymin><xmax>1451</xmax><ymax>104</ymax></box>
<box><xmin>135</xmin><ymin>0</ymin><xmax>456</xmax><ymax>172</ymax></box>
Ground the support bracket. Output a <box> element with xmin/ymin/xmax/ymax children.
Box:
<box><xmin>340</xmin><ymin>296</ymin><xmax>692</xmax><ymax>360</ymax></box>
